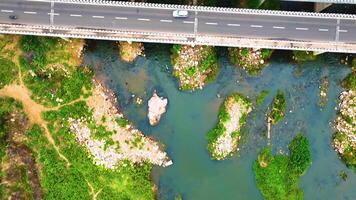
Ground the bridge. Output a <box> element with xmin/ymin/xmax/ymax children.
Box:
<box><xmin>0</xmin><ymin>0</ymin><xmax>356</xmax><ymax>53</ymax></box>
<box><xmin>282</xmin><ymin>0</ymin><xmax>356</xmax><ymax>4</ymax></box>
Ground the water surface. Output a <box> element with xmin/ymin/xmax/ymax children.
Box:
<box><xmin>83</xmin><ymin>41</ymin><xmax>355</xmax><ymax>200</ymax></box>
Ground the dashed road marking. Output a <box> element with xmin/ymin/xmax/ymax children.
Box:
<box><xmin>296</xmin><ymin>27</ymin><xmax>308</xmax><ymax>31</ymax></box>
<box><xmin>1</xmin><ymin>10</ymin><xmax>13</xmax><ymax>13</ymax></box>
<box><xmin>183</xmin><ymin>21</ymin><xmax>194</xmax><ymax>24</ymax></box>
<box><xmin>70</xmin><ymin>14</ymin><xmax>82</xmax><ymax>17</ymax></box>
<box><xmin>92</xmin><ymin>15</ymin><xmax>104</xmax><ymax>19</ymax></box>
<box><xmin>206</xmin><ymin>22</ymin><xmax>218</xmax><ymax>25</ymax></box>
<box><xmin>160</xmin><ymin>19</ymin><xmax>173</xmax><ymax>23</ymax></box>
<box><xmin>138</xmin><ymin>18</ymin><xmax>150</xmax><ymax>21</ymax></box>
<box><xmin>273</xmin><ymin>26</ymin><xmax>285</xmax><ymax>29</ymax></box>
<box><xmin>318</xmin><ymin>28</ymin><xmax>328</xmax><ymax>32</ymax></box>
<box><xmin>227</xmin><ymin>23</ymin><xmax>240</xmax><ymax>27</ymax></box>
<box><xmin>250</xmin><ymin>25</ymin><xmax>263</xmax><ymax>28</ymax></box>
<box><xmin>24</xmin><ymin>11</ymin><xmax>37</xmax><ymax>14</ymax></box>
<box><xmin>115</xmin><ymin>17</ymin><xmax>128</xmax><ymax>20</ymax></box>
<box><xmin>48</xmin><ymin>13</ymin><xmax>59</xmax><ymax>16</ymax></box>
<box><xmin>339</xmin><ymin>29</ymin><xmax>348</xmax><ymax>33</ymax></box>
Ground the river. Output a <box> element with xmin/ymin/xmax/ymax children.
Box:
<box><xmin>83</xmin><ymin>41</ymin><xmax>355</xmax><ymax>200</ymax></box>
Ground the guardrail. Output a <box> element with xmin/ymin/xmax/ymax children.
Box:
<box><xmin>1</xmin><ymin>23</ymin><xmax>356</xmax><ymax>53</ymax></box>
<box><xmin>281</xmin><ymin>0</ymin><xmax>356</xmax><ymax>4</ymax></box>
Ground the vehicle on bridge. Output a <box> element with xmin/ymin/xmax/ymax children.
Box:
<box><xmin>173</xmin><ymin>10</ymin><xmax>188</xmax><ymax>18</ymax></box>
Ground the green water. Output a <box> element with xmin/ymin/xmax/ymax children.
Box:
<box><xmin>83</xmin><ymin>41</ymin><xmax>356</xmax><ymax>200</ymax></box>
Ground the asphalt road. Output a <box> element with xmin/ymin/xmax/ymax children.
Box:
<box><xmin>0</xmin><ymin>0</ymin><xmax>355</xmax><ymax>43</ymax></box>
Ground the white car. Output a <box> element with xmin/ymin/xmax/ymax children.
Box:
<box><xmin>173</xmin><ymin>10</ymin><xmax>188</xmax><ymax>18</ymax></box>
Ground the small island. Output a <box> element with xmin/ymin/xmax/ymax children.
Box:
<box><xmin>117</xmin><ymin>41</ymin><xmax>144</xmax><ymax>62</ymax></box>
<box><xmin>267</xmin><ymin>90</ymin><xmax>286</xmax><ymax>125</ymax></box>
<box><xmin>171</xmin><ymin>44</ymin><xmax>218</xmax><ymax>90</ymax></box>
<box><xmin>206</xmin><ymin>93</ymin><xmax>252</xmax><ymax>160</ymax></box>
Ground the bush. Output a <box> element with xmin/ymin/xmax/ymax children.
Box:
<box><xmin>253</xmin><ymin>134</ymin><xmax>311</xmax><ymax>200</ymax></box>
<box><xmin>293</xmin><ymin>51</ymin><xmax>317</xmax><ymax>62</ymax></box>
<box><xmin>341</xmin><ymin>71</ymin><xmax>356</xmax><ymax>90</ymax></box>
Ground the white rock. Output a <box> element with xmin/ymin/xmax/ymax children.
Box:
<box><xmin>147</xmin><ymin>91</ymin><xmax>168</xmax><ymax>126</ymax></box>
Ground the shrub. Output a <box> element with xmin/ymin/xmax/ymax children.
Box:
<box><xmin>0</xmin><ymin>58</ymin><xmax>17</xmax><ymax>89</ymax></box>
<box><xmin>288</xmin><ymin>134</ymin><xmax>311</xmax><ymax>175</ymax></box>
<box><xmin>269</xmin><ymin>90</ymin><xmax>286</xmax><ymax>124</ymax></box>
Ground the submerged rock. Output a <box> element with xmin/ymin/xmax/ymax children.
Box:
<box><xmin>148</xmin><ymin>91</ymin><xmax>168</xmax><ymax>126</ymax></box>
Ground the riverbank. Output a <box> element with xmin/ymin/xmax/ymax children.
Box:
<box><xmin>206</xmin><ymin>93</ymin><xmax>252</xmax><ymax>160</ymax></box>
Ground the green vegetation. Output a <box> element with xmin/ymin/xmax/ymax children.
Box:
<box><xmin>268</xmin><ymin>90</ymin><xmax>286</xmax><ymax>124</ymax></box>
<box><xmin>256</xmin><ymin>90</ymin><xmax>269</xmax><ymax>106</ymax></box>
<box><xmin>206</xmin><ymin>93</ymin><xmax>251</xmax><ymax>159</ymax></box>
<box><xmin>228</xmin><ymin>47</ymin><xmax>273</xmax><ymax>76</ymax></box>
<box><xmin>253</xmin><ymin>134</ymin><xmax>311</xmax><ymax>200</ymax></box>
<box><xmin>116</xmin><ymin>117</ymin><xmax>129</xmax><ymax>128</ymax></box>
<box><xmin>19</xmin><ymin>36</ymin><xmax>92</xmax><ymax>107</ymax></box>
<box><xmin>341</xmin><ymin>71</ymin><xmax>356</xmax><ymax>90</ymax></box>
<box><xmin>292</xmin><ymin>51</ymin><xmax>317</xmax><ymax>62</ymax></box>
<box><xmin>184</xmin><ymin>67</ymin><xmax>197</xmax><ymax>77</ymax></box>
<box><xmin>333</xmin><ymin>132</ymin><xmax>356</xmax><ymax>169</ymax></box>
<box><xmin>0</xmin><ymin>57</ymin><xmax>18</xmax><ymax>89</ymax></box>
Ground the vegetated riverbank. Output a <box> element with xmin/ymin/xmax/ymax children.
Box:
<box><xmin>332</xmin><ymin>60</ymin><xmax>355</xmax><ymax>170</ymax></box>
<box><xmin>0</xmin><ymin>34</ymin><xmax>171</xmax><ymax>199</ymax></box>
<box><xmin>253</xmin><ymin>134</ymin><xmax>311</xmax><ymax>200</ymax></box>
<box><xmin>206</xmin><ymin>93</ymin><xmax>252</xmax><ymax>160</ymax></box>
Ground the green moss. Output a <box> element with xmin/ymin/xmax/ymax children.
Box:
<box><xmin>293</xmin><ymin>51</ymin><xmax>317</xmax><ymax>62</ymax></box>
<box><xmin>184</xmin><ymin>67</ymin><xmax>197</xmax><ymax>77</ymax></box>
<box><xmin>268</xmin><ymin>90</ymin><xmax>286</xmax><ymax>124</ymax></box>
<box><xmin>253</xmin><ymin>134</ymin><xmax>311</xmax><ymax>200</ymax></box>
<box><xmin>256</xmin><ymin>90</ymin><xmax>269</xmax><ymax>106</ymax></box>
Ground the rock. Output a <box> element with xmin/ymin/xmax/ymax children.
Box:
<box><xmin>147</xmin><ymin>91</ymin><xmax>168</xmax><ymax>126</ymax></box>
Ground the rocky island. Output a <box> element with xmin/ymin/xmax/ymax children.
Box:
<box><xmin>206</xmin><ymin>93</ymin><xmax>252</xmax><ymax>160</ymax></box>
<box><xmin>147</xmin><ymin>91</ymin><xmax>168</xmax><ymax>126</ymax></box>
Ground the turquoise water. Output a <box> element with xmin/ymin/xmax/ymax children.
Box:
<box><xmin>83</xmin><ymin>41</ymin><xmax>356</xmax><ymax>200</ymax></box>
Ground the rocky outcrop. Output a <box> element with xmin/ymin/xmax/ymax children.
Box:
<box><xmin>171</xmin><ymin>45</ymin><xmax>218</xmax><ymax>90</ymax></box>
<box><xmin>117</xmin><ymin>41</ymin><xmax>144</xmax><ymax>62</ymax></box>
<box><xmin>332</xmin><ymin>90</ymin><xmax>356</xmax><ymax>168</ymax></box>
<box><xmin>147</xmin><ymin>91</ymin><xmax>168</xmax><ymax>126</ymax></box>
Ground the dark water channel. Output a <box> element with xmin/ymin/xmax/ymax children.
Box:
<box><xmin>83</xmin><ymin>41</ymin><xmax>355</xmax><ymax>200</ymax></box>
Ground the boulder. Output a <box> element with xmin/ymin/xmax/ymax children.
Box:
<box><xmin>147</xmin><ymin>91</ymin><xmax>168</xmax><ymax>126</ymax></box>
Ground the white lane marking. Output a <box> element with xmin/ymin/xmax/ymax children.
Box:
<box><xmin>48</xmin><ymin>13</ymin><xmax>59</xmax><ymax>16</ymax></box>
<box><xmin>227</xmin><ymin>23</ymin><xmax>240</xmax><ymax>27</ymax></box>
<box><xmin>296</xmin><ymin>27</ymin><xmax>308</xmax><ymax>30</ymax></box>
<box><xmin>70</xmin><ymin>14</ymin><xmax>82</xmax><ymax>17</ymax></box>
<box><xmin>115</xmin><ymin>17</ymin><xmax>128</xmax><ymax>20</ymax></box>
<box><xmin>206</xmin><ymin>22</ymin><xmax>218</xmax><ymax>25</ymax></box>
<box><xmin>138</xmin><ymin>18</ymin><xmax>150</xmax><ymax>21</ymax></box>
<box><xmin>183</xmin><ymin>21</ymin><xmax>194</xmax><ymax>24</ymax></box>
<box><xmin>339</xmin><ymin>29</ymin><xmax>348</xmax><ymax>33</ymax></box>
<box><xmin>160</xmin><ymin>19</ymin><xmax>173</xmax><ymax>23</ymax></box>
<box><xmin>318</xmin><ymin>28</ymin><xmax>328</xmax><ymax>32</ymax></box>
<box><xmin>24</xmin><ymin>11</ymin><xmax>37</xmax><ymax>14</ymax></box>
<box><xmin>92</xmin><ymin>15</ymin><xmax>104</xmax><ymax>19</ymax></box>
<box><xmin>1</xmin><ymin>10</ymin><xmax>13</xmax><ymax>13</ymax></box>
<box><xmin>273</xmin><ymin>26</ymin><xmax>285</xmax><ymax>29</ymax></box>
<box><xmin>250</xmin><ymin>25</ymin><xmax>263</xmax><ymax>28</ymax></box>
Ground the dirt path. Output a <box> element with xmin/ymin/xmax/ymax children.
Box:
<box><xmin>0</xmin><ymin>84</ymin><xmax>70</xmax><ymax>167</ymax></box>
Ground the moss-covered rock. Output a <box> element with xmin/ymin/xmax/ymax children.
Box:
<box><xmin>117</xmin><ymin>41</ymin><xmax>144</xmax><ymax>62</ymax></box>
<box><xmin>228</xmin><ymin>47</ymin><xmax>273</xmax><ymax>76</ymax></box>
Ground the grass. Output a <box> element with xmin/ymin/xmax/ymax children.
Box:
<box><xmin>19</xmin><ymin>36</ymin><xmax>92</xmax><ymax>107</ymax></box>
<box><xmin>293</xmin><ymin>51</ymin><xmax>317</xmax><ymax>62</ymax></box>
<box><xmin>0</xmin><ymin>57</ymin><xmax>18</xmax><ymax>89</ymax></box>
<box><xmin>253</xmin><ymin>134</ymin><xmax>311</xmax><ymax>200</ymax></box>
<box><xmin>256</xmin><ymin>90</ymin><xmax>269</xmax><ymax>106</ymax></box>
<box><xmin>39</xmin><ymin>102</ymin><xmax>156</xmax><ymax>199</ymax></box>
<box><xmin>268</xmin><ymin>90</ymin><xmax>286</xmax><ymax>124</ymax></box>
